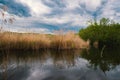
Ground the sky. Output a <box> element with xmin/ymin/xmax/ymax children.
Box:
<box><xmin>0</xmin><ymin>0</ymin><xmax>120</xmax><ymax>33</ymax></box>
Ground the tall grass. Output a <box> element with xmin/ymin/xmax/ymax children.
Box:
<box><xmin>0</xmin><ymin>32</ymin><xmax>89</xmax><ymax>50</ymax></box>
<box><xmin>51</xmin><ymin>32</ymin><xmax>89</xmax><ymax>49</ymax></box>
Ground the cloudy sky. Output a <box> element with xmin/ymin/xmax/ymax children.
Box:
<box><xmin>0</xmin><ymin>0</ymin><xmax>120</xmax><ymax>33</ymax></box>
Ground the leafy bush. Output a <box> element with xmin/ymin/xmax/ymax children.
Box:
<box><xmin>79</xmin><ymin>18</ymin><xmax>120</xmax><ymax>47</ymax></box>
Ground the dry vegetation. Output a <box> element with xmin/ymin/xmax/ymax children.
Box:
<box><xmin>0</xmin><ymin>32</ymin><xmax>89</xmax><ymax>50</ymax></box>
<box><xmin>0</xmin><ymin>6</ymin><xmax>89</xmax><ymax>50</ymax></box>
<box><xmin>51</xmin><ymin>32</ymin><xmax>89</xmax><ymax>49</ymax></box>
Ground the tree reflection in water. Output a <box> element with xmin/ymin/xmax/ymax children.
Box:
<box><xmin>0</xmin><ymin>48</ymin><xmax>120</xmax><ymax>80</ymax></box>
<box><xmin>81</xmin><ymin>47</ymin><xmax>120</xmax><ymax>72</ymax></box>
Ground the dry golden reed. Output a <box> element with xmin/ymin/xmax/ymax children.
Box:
<box><xmin>0</xmin><ymin>32</ymin><xmax>89</xmax><ymax>50</ymax></box>
<box><xmin>51</xmin><ymin>32</ymin><xmax>89</xmax><ymax>49</ymax></box>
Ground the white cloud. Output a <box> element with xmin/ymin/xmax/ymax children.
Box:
<box><xmin>16</xmin><ymin>0</ymin><xmax>51</xmax><ymax>16</ymax></box>
<box><xmin>84</xmin><ymin>0</ymin><xmax>102</xmax><ymax>11</ymax></box>
<box><xmin>64</xmin><ymin>0</ymin><xmax>102</xmax><ymax>11</ymax></box>
<box><xmin>64</xmin><ymin>0</ymin><xmax>81</xmax><ymax>10</ymax></box>
<box><xmin>26</xmin><ymin>13</ymin><xmax>92</xmax><ymax>27</ymax></box>
<box><xmin>98</xmin><ymin>0</ymin><xmax>120</xmax><ymax>22</ymax></box>
<box><xmin>1</xmin><ymin>0</ymin><xmax>120</xmax><ymax>33</ymax></box>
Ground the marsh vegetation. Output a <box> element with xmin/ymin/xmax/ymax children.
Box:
<box><xmin>0</xmin><ymin>32</ymin><xmax>89</xmax><ymax>50</ymax></box>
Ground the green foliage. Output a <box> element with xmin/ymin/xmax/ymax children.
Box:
<box><xmin>79</xmin><ymin>18</ymin><xmax>120</xmax><ymax>47</ymax></box>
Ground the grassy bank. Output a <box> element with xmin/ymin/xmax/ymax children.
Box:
<box><xmin>0</xmin><ymin>32</ymin><xmax>89</xmax><ymax>50</ymax></box>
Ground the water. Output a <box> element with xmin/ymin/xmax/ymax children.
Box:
<box><xmin>0</xmin><ymin>48</ymin><xmax>120</xmax><ymax>80</ymax></box>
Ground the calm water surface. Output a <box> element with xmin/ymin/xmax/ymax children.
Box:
<box><xmin>0</xmin><ymin>48</ymin><xmax>120</xmax><ymax>80</ymax></box>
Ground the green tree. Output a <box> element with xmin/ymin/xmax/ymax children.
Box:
<box><xmin>79</xmin><ymin>18</ymin><xmax>120</xmax><ymax>48</ymax></box>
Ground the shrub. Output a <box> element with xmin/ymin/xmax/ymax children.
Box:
<box><xmin>79</xmin><ymin>18</ymin><xmax>120</xmax><ymax>47</ymax></box>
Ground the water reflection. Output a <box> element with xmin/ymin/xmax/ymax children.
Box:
<box><xmin>0</xmin><ymin>50</ymin><xmax>80</xmax><ymax>68</ymax></box>
<box><xmin>81</xmin><ymin>48</ymin><xmax>120</xmax><ymax>72</ymax></box>
<box><xmin>81</xmin><ymin>47</ymin><xmax>120</xmax><ymax>80</ymax></box>
<box><xmin>0</xmin><ymin>48</ymin><xmax>120</xmax><ymax>80</ymax></box>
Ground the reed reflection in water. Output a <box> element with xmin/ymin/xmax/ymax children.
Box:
<box><xmin>0</xmin><ymin>50</ymin><xmax>84</xmax><ymax>80</ymax></box>
<box><xmin>0</xmin><ymin>48</ymin><xmax>120</xmax><ymax>80</ymax></box>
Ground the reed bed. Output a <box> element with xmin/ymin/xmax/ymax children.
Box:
<box><xmin>51</xmin><ymin>32</ymin><xmax>89</xmax><ymax>49</ymax></box>
<box><xmin>0</xmin><ymin>32</ymin><xmax>89</xmax><ymax>50</ymax></box>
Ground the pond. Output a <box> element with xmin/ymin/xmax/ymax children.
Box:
<box><xmin>0</xmin><ymin>48</ymin><xmax>120</xmax><ymax>80</ymax></box>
